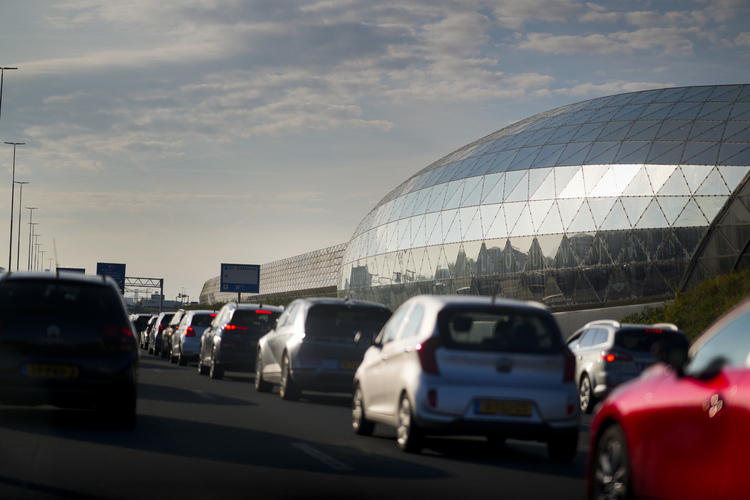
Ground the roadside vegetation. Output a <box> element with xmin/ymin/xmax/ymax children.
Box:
<box><xmin>621</xmin><ymin>268</ymin><xmax>750</xmax><ymax>341</ymax></box>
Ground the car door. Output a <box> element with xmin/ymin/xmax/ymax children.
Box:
<box><xmin>264</xmin><ymin>302</ymin><xmax>301</xmax><ymax>381</ymax></box>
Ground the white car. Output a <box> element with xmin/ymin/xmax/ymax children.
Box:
<box><xmin>352</xmin><ymin>295</ymin><xmax>580</xmax><ymax>461</ymax></box>
<box><xmin>169</xmin><ymin>310</ymin><xmax>217</xmax><ymax>366</ymax></box>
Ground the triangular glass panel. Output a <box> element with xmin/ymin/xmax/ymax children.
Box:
<box><xmin>682</xmin><ymin>165</ymin><xmax>713</xmax><ymax>192</ymax></box>
<box><xmin>640</xmin><ymin>103</ymin><xmax>674</xmax><ymax>120</ymax></box>
<box><xmin>622</xmin><ymin>166</ymin><xmax>654</xmax><ymax>197</ymax></box>
<box><xmin>612</xmin><ymin>164</ymin><xmax>643</xmax><ymax>192</ymax></box>
<box><xmin>435</xmin><ymin>162</ymin><xmax>462</xmax><ymax>185</ymax></box>
<box><xmin>536</xmin><ymin>233</ymin><xmax>564</xmax><ymax>262</ymax></box>
<box><xmin>506</xmin><ymin>172</ymin><xmax>530</xmax><ymax>202</ymax></box>
<box><xmin>525</xmin><ymin>128</ymin><xmax>557</xmax><ymax>147</ymax></box>
<box><xmin>641</xmin><ymin>266</ymin><xmax>671</xmax><ymax>298</ymax></box>
<box><xmin>702</xmin><ymin>230</ymin><xmax>737</xmax><ymax>258</ymax></box>
<box><xmin>637</xmin><ymin>228</ymin><xmax>669</xmax><ymax>260</ymax></box>
<box><xmin>542</xmin><ymin>275</ymin><xmax>567</xmax><ymax>308</ymax></box>
<box><xmin>631</xmin><ymin>90</ymin><xmax>662</xmax><ymax>105</ymax></box>
<box><xmin>667</xmin><ymin>102</ymin><xmax>702</xmax><ymax>120</ymax></box>
<box><xmin>442</xmin><ymin>210</ymin><xmax>462</xmax><ymax>245</ymax></box>
<box><xmin>558</xmin><ymin>143</ymin><xmax>592</xmax><ymax>166</ymax></box>
<box><xmin>738</xmin><ymin>85</ymin><xmax>750</xmax><ymax>101</ymax></box>
<box><xmin>524</xmin><ymin>238</ymin><xmax>546</xmax><ymax>272</ymax></box>
<box><xmin>621</xmin><ymin>232</ymin><xmax>650</xmax><ymax>263</ymax></box>
<box><xmin>681</xmin><ymin>86</ymin><xmax>714</xmax><ymax>102</ymax></box>
<box><xmin>551</xmin><ymin>268</ymin><xmax>578</xmax><ymax>301</ymax></box>
<box><xmin>425</xmin><ymin>212</ymin><xmax>444</xmax><ymax>246</ymax></box>
<box><xmin>442</xmin><ymin>180</ymin><xmax>465</xmax><ymax>211</ymax></box>
<box><xmin>600</xmin><ymin>200</ymin><xmax>633</xmax><ymax>231</ymax></box>
<box><xmin>626</xmin><ymin>120</ymin><xmax>662</xmax><ymax>141</ymax></box>
<box><xmin>398</xmin><ymin>192</ymin><xmax>418</xmax><ymax>220</ymax></box>
<box><xmin>614</xmin><ymin>142</ymin><xmax>650</xmax><ymax>164</ymax></box>
<box><xmin>460</xmin><ymin>207</ymin><xmax>483</xmax><ymax>241</ymax></box>
<box><xmin>435</xmin><ymin>245</ymin><xmax>455</xmax><ymax>280</ymax></box>
<box><xmin>621</xmin><ymin>197</ymin><xmax>653</xmax><ymax>225</ymax></box>
<box><xmin>708</xmin><ymin>85</ymin><xmax>742</xmax><ymax>102</ymax></box>
<box><xmin>697</xmin><ymin>168</ymin><xmax>730</xmax><ymax>195</ymax></box>
<box><xmin>481</xmin><ymin>173</ymin><xmax>506</xmax><ymax>204</ymax></box>
<box><xmin>486</xmin><ymin>150</ymin><xmax>519</xmax><ymax>174</ymax></box>
<box><xmin>613</xmin><ymin>104</ymin><xmax>648</xmax><ymax>121</ymax></box>
<box><xmin>718</xmin><ymin>143</ymin><xmax>750</xmax><ymax>166</ymax></box>
<box><xmin>499</xmin><ymin>170</ymin><xmax>523</xmax><ymax>200</ymax></box>
<box><xmin>460</xmin><ymin>177</ymin><xmax>483</xmax><ymax>207</ymax></box>
<box><xmin>647</xmin><ymin>141</ymin><xmax>685</xmax><ymax>163</ymax></box>
<box><xmin>530</xmin><ymin>169</ymin><xmax>556</xmax><ymax>200</ymax></box>
<box><xmin>589</xmin><ymin>167</ymin><xmax>617</xmax><ymax>198</ymax></box>
<box><xmin>572</xmin><ymin>123</ymin><xmax>604</xmax><ymax>143</ymax></box>
<box><xmin>695</xmin><ymin>196</ymin><xmax>728</xmax><ymax>223</ymax></box>
<box><xmin>529</xmin><ymin>199</ymin><xmax>555</xmax><ymax>233</ymax></box>
<box><xmin>719</xmin><ymin>166</ymin><xmax>750</xmax><ymax>192</ymax></box>
<box><xmin>688</xmin><ymin>121</ymin><xmax>725</xmax><ymax>142</ymax></box>
<box><xmin>397</xmin><ymin>219</ymin><xmax>412</xmax><ymax>251</ymax></box>
<box><xmin>673</xmin><ymin>226</ymin><xmax>706</xmax><ymax>257</ymax></box>
<box><xmin>508</xmin><ymin>147</ymin><xmax>542</xmax><ymax>171</ymax></box>
<box><xmin>558</xmin><ymin>169</ymin><xmax>586</xmax><ymax>199</ymax></box>
<box><xmin>598</xmin><ymin>121</ymin><xmax>632</xmax><ymax>141</ymax></box>
<box><xmin>718</xmin><ymin>225</ymin><xmax>750</xmax><ymax>255</ymax></box>
<box><xmin>567</xmin><ymin>202</ymin><xmax>597</xmax><ymax>233</ymax></box>
<box><xmin>510</xmin><ymin>236</ymin><xmax>533</xmax><ymax>270</ymax></box>
<box><xmin>589</xmin><ymin>106</ymin><xmax>620</xmax><ymax>123</ymax></box>
<box><xmin>554</xmin><ymin>166</ymin><xmax>581</xmax><ymax>197</ymax></box>
<box><xmin>548</xmin><ymin>125</ymin><xmax>580</xmax><ymax>144</ymax></box>
<box><xmin>656</xmin><ymin>87</ymin><xmax>689</xmax><ymax>102</ymax></box>
<box><xmin>723</xmin><ymin>121</ymin><xmax>750</xmax><ymax>142</ymax></box>
<box><xmin>657</xmin><ymin>169</ymin><xmax>691</xmax><ymax>196</ymax></box>
<box><xmin>584</xmin><ymin>142</ymin><xmax>619</xmax><ymax>165</ymax></box>
<box><xmin>698</xmin><ymin>102</ymin><xmax>732</xmax><ymax>121</ymax></box>
<box><xmin>468</xmin><ymin>153</ymin><xmax>498</xmax><ymax>177</ymax></box>
<box><xmin>588</xmin><ymin>198</ymin><xmax>618</xmax><ymax>228</ymax></box>
<box><xmin>600</xmin><ymin>230</ymin><xmax>629</xmax><ymax>262</ymax></box>
<box><xmin>573</xmin><ymin>270</ymin><xmax>600</xmax><ymax>304</ymax></box>
<box><xmin>584</xmin><ymin>235</ymin><xmax>614</xmax><ymax>267</ymax></box>
<box><xmin>656</xmin><ymin>197</ymin><xmax>689</xmax><ymax>226</ymax></box>
<box><xmin>426</xmin><ymin>183</ymin><xmax>448</xmax><ymax>213</ymax></box>
<box><xmin>673</xmin><ymin>198</ymin><xmax>709</xmax><ymax>227</ymax></box>
<box><xmin>646</xmin><ymin>164</ymin><xmax>678</xmax><ymax>193</ymax></box>
<box><xmin>411</xmin><ymin>215</ymin><xmax>427</xmax><ymax>248</ymax></box>
<box><xmin>656</xmin><ymin>120</ymin><xmax>691</xmax><ymax>141</ymax></box>
<box><xmin>634</xmin><ymin>199</ymin><xmax>669</xmax><ymax>229</ymax></box>
<box><xmin>537</xmin><ymin>203</ymin><xmax>565</xmax><ymax>235</ymax></box>
<box><xmin>554</xmin><ymin>235</ymin><xmax>579</xmax><ymax>268</ymax></box>
<box><xmin>509</xmin><ymin>204</ymin><xmax>533</xmax><ymax>237</ymax></box>
<box><xmin>582</xmin><ymin>165</ymin><xmax>611</xmax><ymax>194</ymax></box>
<box><xmin>412</xmin><ymin>188</ymin><xmax>431</xmax><ymax>216</ymax></box>
<box><xmin>604</xmin><ymin>267</ymin><xmax>635</xmax><ymax>302</ymax></box>
<box><xmin>500</xmin><ymin>239</ymin><xmax>520</xmax><ymax>273</ymax></box>
<box><xmin>682</xmin><ymin>143</ymin><xmax>720</xmax><ymax>165</ymax></box>
<box><xmin>533</xmin><ymin>144</ymin><xmax>565</xmax><ymax>168</ymax></box>
<box><xmin>729</xmin><ymin>102</ymin><xmax>750</xmax><ymax>121</ymax></box>
<box><xmin>557</xmin><ymin>198</ymin><xmax>585</xmax><ymax>229</ymax></box>
<box><xmin>484</xmin><ymin>205</ymin><xmax>508</xmax><ymax>240</ymax></box>
<box><xmin>386</xmin><ymin>221</ymin><xmax>401</xmax><ymax>253</ymax></box>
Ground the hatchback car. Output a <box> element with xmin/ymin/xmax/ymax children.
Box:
<box><xmin>130</xmin><ymin>313</ymin><xmax>153</xmax><ymax>348</ymax></box>
<box><xmin>160</xmin><ymin>309</ymin><xmax>186</xmax><ymax>359</ymax></box>
<box><xmin>140</xmin><ymin>314</ymin><xmax>158</xmax><ymax>350</ymax></box>
<box><xmin>198</xmin><ymin>303</ymin><xmax>283</xmax><ymax>379</ymax></box>
<box><xmin>352</xmin><ymin>295</ymin><xmax>579</xmax><ymax>460</ymax></box>
<box><xmin>169</xmin><ymin>310</ymin><xmax>216</xmax><ymax>366</ymax></box>
<box><xmin>0</xmin><ymin>272</ymin><xmax>139</xmax><ymax>427</ymax></box>
<box><xmin>148</xmin><ymin>311</ymin><xmax>175</xmax><ymax>356</ymax></box>
<box><xmin>255</xmin><ymin>298</ymin><xmax>392</xmax><ymax>399</ymax></box>
<box><xmin>587</xmin><ymin>298</ymin><xmax>750</xmax><ymax>499</ymax></box>
<box><xmin>567</xmin><ymin>320</ymin><xmax>687</xmax><ymax>413</ymax></box>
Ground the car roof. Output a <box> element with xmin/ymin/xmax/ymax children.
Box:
<box><xmin>0</xmin><ymin>270</ymin><xmax>118</xmax><ymax>287</ymax></box>
<box><xmin>400</xmin><ymin>294</ymin><xmax>551</xmax><ymax>313</ymax></box>
<box><xmin>296</xmin><ymin>297</ymin><xmax>391</xmax><ymax>309</ymax></box>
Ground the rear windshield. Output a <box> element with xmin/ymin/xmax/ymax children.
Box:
<box><xmin>615</xmin><ymin>329</ymin><xmax>684</xmax><ymax>352</ymax></box>
<box><xmin>438</xmin><ymin>306</ymin><xmax>562</xmax><ymax>354</ymax></box>
<box><xmin>191</xmin><ymin>313</ymin><xmax>216</xmax><ymax>327</ymax></box>
<box><xmin>305</xmin><ymin>304</ymin><xmax>392</xmax><ymax>341</ymax></box>
<box><xmin>230</xmin><ymin>309</ymin><xmax>281</xmax><ymax>334</ymax></box>
<box><xmin>0</xmin><ymin>279</ymin><xmax>124</xmax><ymax>325</ymax></box>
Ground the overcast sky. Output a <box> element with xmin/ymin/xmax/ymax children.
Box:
<box><xmin>0</xmin><ymin>0</ymin><xmax>748</xmax><ymax>302</ymax></box>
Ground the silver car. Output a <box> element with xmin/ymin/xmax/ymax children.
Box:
<box><xmin>255</xmin><ymin>298</ymin><xmax>392</xmax><ymax>400</ymax></box>
<box><xmin>352</xmin><ymin>295</ymin><xmax>580</xmax><ymax>461</ymax></box>
<box><xmin>566</xmin><ymin>320</ymin><xmax>687</xmax><ymax>413</ymax></box>
<box><xmin>169</xmin><ymin>310</ymin><xmax>217</xmax><ymax>366</ymax></box>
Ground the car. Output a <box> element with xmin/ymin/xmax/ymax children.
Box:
<box><xmin>130</xmin><ymin>313</ymin><xmax>153</xmax><ymax>347</ymax></box>
<box><xmin>198</xmin><ymin>303</ymin><xmax>283</xmax><ymax>379</ymax></box>
<box><xmin>169</xmin><ymin>310</ymin><xmax>217</xmax><ymax>366</ymax></box>
<box><xmin>148</xmin><ymin>311</ymin><xmax>175</xmax><ymax>356</ymax></box>
<box><xmin>587</xmin><ymin>298</ymin><xmax>750</xmax><ymax>500</ymax></box>
<box><xmin>255</xmin><ymin>298</ymin><xmax>392</xmax><ymax>399</ymax></box>
<box><xmin>140</xmin><ymin>314</ymin><xmax>158</xmax><ymax>350</ymax></box>
<box><xmin>567</xmin><ymin>320</ymin><xmax>688</xmax><ymax>413</ymax></box>
<box><xmin>351</xmin><ymin>295</ymin><xmax>580</xmax><ymax>459</ymax></box>
<box><xmin>0</xmin><ymin>271</ymin><xmax>139</xmax><ymax>427</ymax></box>
<box><xmin>161</xmin><ymin>309</ymin><xmax>186</xmax><ymax>359</ymax></box>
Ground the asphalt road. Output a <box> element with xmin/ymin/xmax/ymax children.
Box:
<box><xmin>0</xmin><ymin>355</ymin><xmax>591</xmax><ymax>500</ymax></box>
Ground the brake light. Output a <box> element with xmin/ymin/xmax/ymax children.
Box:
<box><xmin>645</xmin><ymin>329</ymin><xmax>663</xmax><ymax>334</ymax></box>
<box><xmin>416</xmin><ymin>337</ymin><xmax>442</xmax><ymax>376</ymax></box>
<box><xmin>602</xmin><ymin>350</ymin><xmax>634</xmax><ymax>363</ymax></box>
<box><xmin>102</xmin><ymin>324</ymin><xmax>135</xmax><ymax>351</ymax></box>
<box><xmin>562</xmin><ymin>345</ymin><xmax>575</xmax><ymax>383</ymax></box>
<box><xmin>185</xmin><ymin>327</ymin><xmax>195</xmax><ymax>337</ymax></box>
<box><xmin>255</xmin><ymin>310</ymin><xmax>272</xmax><ymax>314</ymax></box>
<box><xmin>224</xmin><ymin>324</ymin><xmax>248</xmax><ymax>331</ymax></box>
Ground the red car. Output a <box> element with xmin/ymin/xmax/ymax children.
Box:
<box><xmin>587</xmin><ymin>298</ymin><xmax>750</xmax><ymax>500</ymax></box>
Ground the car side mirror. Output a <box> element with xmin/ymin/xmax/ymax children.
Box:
<box><xmin>652</xmin><ymin>335</ymin><xmax>690</xmax><ymax>376</ymax></box>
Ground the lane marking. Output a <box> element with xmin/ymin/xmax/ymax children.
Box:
<box><xmin>192</xmin><ymin>390</ymin><xmax>213</xmax><ymax>400</ymax></box>
<box><xmin>291</xmin><ymin>442</ymin><xmax>353</xmax><ymax>471</ymax></box>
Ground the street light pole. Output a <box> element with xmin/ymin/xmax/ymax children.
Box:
<box><xmin>14</xmin><ymin>181</ymin><xmax>28</xmax><ymax>271</ymax></box>
<box><xmin>5</xmin><ymin>141</ymin><xmax>25</xmax><ymax>271</ymax></box>
<box><xmin>26</xmin><ymin>208</ymin><xmax>37</xmax><ymax>271</ymax></box>
<box><xmin>33</xmin><ymin>237</ymin><xmax>40</xmax><ymax>271</ymax></box>
<box><xmin>0</xmin><ymin>67</ymin><xmax>18</xmax><ymax>123</ymax></box>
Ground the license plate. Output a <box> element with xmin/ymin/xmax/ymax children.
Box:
<box><xmin>340</xmin><ymin>360</ymin><xmax>360</xmax><ymax>371</ymax></box>
<box><xmin>475</xmin><ymin>400</ymin><xmax>532</xmax><ymax>417</ymax></box>
<box><xmin>23</xmin><ymin>364</ymin><xmax>80</xmax><ymax>379</ymax></box>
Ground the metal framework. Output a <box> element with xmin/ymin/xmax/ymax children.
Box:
<box><xmin>124</xmin><ymin>277</ymin><xmax>164</xmax><ymax>312</ymax></box>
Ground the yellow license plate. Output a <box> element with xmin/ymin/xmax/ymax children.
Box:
<box><xmin>340</xmin><ymin>360</ymin><xmax>360</xmax><ymax>370</ymax></box>
<box><xmin>24</xmin><ymin>364</ymin><xmax>80</xmax><ymax>379</ymax></box>
<box><xmin>476</xmin><ymin>400</ymin><xmax>532</xmax><ymax>417</ymax></box>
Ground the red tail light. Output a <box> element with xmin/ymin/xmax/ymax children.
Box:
<box><xmin>563</xmin><ymin>345</ymin><xmax>576</xmax><ymax>383</ymax></box>
<box><xmin>602</xmin><ymin>350</ymin><xmax>634</xmax><ymax>363</ymax></box>
<box><xmin>255</xmin><ymin>310</ymin><xmax>272</xmax><ymax>314</ymax></box>
<box><xmin>224</xmin><ymin>324</ymin><xmax>248</xmax><ymax>331</ymax></box>
<box><xmin>416</xmin><ymin>337</ymin><xmax>442</xmax><ymax>376</ymax></box>
<box><xmin>185</xmin><ymin>327</ymin><xmax>195</xmax><ymax>337</ymax></box>
<box><xmin>102</xmin><ymin>324</ymin><xmax>135</xmax><ymax>350</ymax></box>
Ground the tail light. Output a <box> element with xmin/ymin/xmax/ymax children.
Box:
<box><xmin>562</xmin><ymin>345</ymin><xmax>576</xmax><ymax>383</ymax></box>
<box><xmin>103</xmin><ymin>324</ymin><xmax>135</xmax><ymax>351</ymax></box>
<box><xmin>255</xmin><ymin>310</ymin><xmax>272</xmax><ymax>314</ymax></box>
<box><xmin>185</xmin><ymin>327</ymin><xmax>195</xmax><ymax>337</ymax></box>
<box><xmin>601</xmin><ymin>350</ymin><xmax>634</xmax><ymax>363</ymax></box>
<box><xmin>224</xmin><ymin>324</ymin><xmax>248</xmax><ymax>331</ymax></box>
<box><xmin>416</xmin><ymin>336</ymin><xmax>442</xmax><ymax>376</ymax></box>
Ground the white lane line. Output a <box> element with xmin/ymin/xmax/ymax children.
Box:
<box><xmin>291</xmin><ymin>442</ymin><xmax>353</xmax><ymax>471</ymax></box>
<box><xmin>192</xmin><ymin>390</ymin><xmax>213</xmax><ymax>400</ymax></box>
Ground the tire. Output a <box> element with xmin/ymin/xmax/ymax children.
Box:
<box><xmin>168</xmin><ymin>347</ymin><xmax>178</xmax><ymax>364</ymax></box>
<box><xmin>254</xmin><ymin>350</ymin><xmax>272</xmax><ymax>393</ymax></box>
<box><xmin>352</xmin><ymin>385</ymin><xmax>375</xmax><ymax>436</ymax></box>
<box><xmin>198</xmin><ymin>354</ymin><xmax>209</xmax><ymax>376</ymax></box>
<box><xmin>148</xmin><ymin>346</ymin><xmax>154</xmax><ymax>355</ymax></box>
<box><xmin>548</xmin><ymin>433</ymin><xmax>579</xmax><ymax>462</ymax></box>
<box><xmin>397</xmin><ymin>395</ymin><xmax>423</xmax><ymax>453</ymax></box>
<box><xmin>579</xmin><ymin>375</ymin><xmax>595</xmax><ymax>414</ymax></box>
<box><xmin>590</xmin><ymin>424</ymin><xmax>633</xmax><ymax>500</ymax></box>
<box><xmin>279</xmin><ymin>354</ymin><xmax>300</xmax><ymax>400</ymax></box>
<box><xmin>160</xmin><ymin>341</ymin><xmax>169</xmax><ymax>358</ymax></box>
<box><xmin>209</xmin><ymin>350</ymin><xmax>224</xmax><ymax>380</ymax></box>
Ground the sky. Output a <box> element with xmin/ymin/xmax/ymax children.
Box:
<box><xmin>0</xmin><ymin>0</ymin><xmax>748</xmax><ymax>302</ymax></box>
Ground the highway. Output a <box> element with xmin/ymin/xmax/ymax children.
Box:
<box><xmin>0</xmin><ymin>356</ymin><xmax>590</xmax><ymax>500</ymax></box>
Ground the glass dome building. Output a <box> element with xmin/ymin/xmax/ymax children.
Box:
<box><xmin>339</xmin><ymin>84</ymin><xmax>750</xmax><ymax>310</ymax></box>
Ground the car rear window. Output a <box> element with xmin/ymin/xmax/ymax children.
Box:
<box><xmin>305</xmin><ymin>305</ymin><xmax>392</xmax><ymax>341</ymax></box>
<box><xmin>230</xmin><ymin>309</ymin><xmax>281</xmax><ymax>334</ymax></box>
<box><xmin>615</xmin><ymin>328</ymin><xmax>683</xmax><ymax>352</ymax></box>
<box><xmin>191</xmin><ymin>313</ymin><xmax>216</xmax><ymax>327</ymax></box>
<box><xmin>0</xmin><ymin>279</ymin><xmax>124</xmax><ymax>325</ymax></box>
<box><xmin>438</xmin><ymin>306</ymin><xmax>562</xmax><ymax>354</ymax></box>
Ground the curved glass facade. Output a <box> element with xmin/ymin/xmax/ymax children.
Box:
<box><xmin>339</xmin><ymin>85</ymin><xmax>750</xmax><ymax>310</ymax></box>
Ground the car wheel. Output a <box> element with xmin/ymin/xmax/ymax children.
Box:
<box><xmin>209</xmin><ymin>350</ymin><xmax>224</xmax><ymax>380</ymax></box>
<box><xmin>548</xmin><ymin>433</ymin><xmax>578</xmax><ymax>462</ymax></box>
<box><xmin>255</xmin><ymin>350</ymin><xmax>272</xmax><ymax>393</ymax></box>
<box><xmin>352</xmin><ymin>385</ymin><xmax>375</xmax><ymax>436</ymax></box>
<box><xmin>397</xmin><ymin>395</ymin><xmax>423</xmax><ymax>453</ymax></box>
<box><xmin>148</xmin><ymin>345</ymin><xmax>154</xmax><ymax>355</ymax></box>
<box><xmin>590</xmin><ymin>424</ymin><xmax>632</xmax><ymax>500</ymax></box>
<box><xmin>198</xmin><ymin>354</ymin><xmax>209</xmax><ymax>375</ymax></box>
<box><xmin>279</xmin><ymin>354</ymin><xmax>299</xmax><ymax>400</ymax></box>
<box><xmin>169</xmin><ymin>347</ymin><xmax>178</xmax><ymax>364</ymax></box>
<box><xmin>579</xmin><ymin>375</ymin><xmax>595</xmax><ymax>414</ymax></box>
<box><xmin>160</xmin><ymin>342</ymin><xmax>169</xmax><ymax>358</ymax></box>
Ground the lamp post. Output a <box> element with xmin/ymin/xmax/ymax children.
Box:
<box><xmin>0</xmin><ymin>67</ymin><xmax>18</xmax><ymax>123</ymax></box>
<box><xmin>39</xmin><ymin>250</ymin><xmax>46</xmax><ymax>271</ymax></box>
<box><xmin>26</xmin><ymin>208</ymin><xmax>37</xmax><ymax>270</ymax></box>
<box><xmin>33</xmin><ymin>237</ymin><xmax>40</xmax><ymax>271</ymax></box>
<box><xmin>14</xmin><ymin>181</ymin><xmax>28</xmax><ymax>271</ymax></box>
<box><xmin>5</xmin><ymin>141</ymin><xmax>25</xmax><ymax>271</ymax></box>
